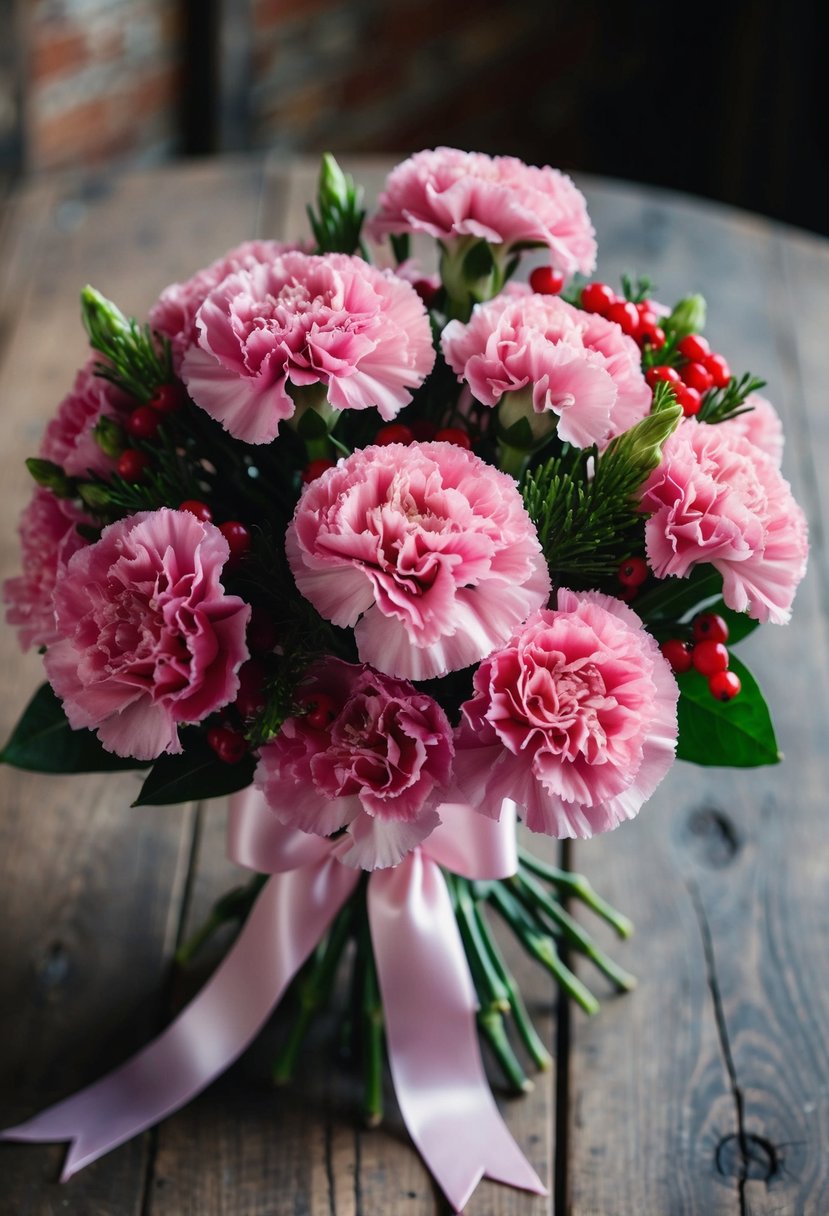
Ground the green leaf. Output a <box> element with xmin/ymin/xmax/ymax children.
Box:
<box><xmin>0</xmin><ymin>683</ymin><xmax>147</xmax><ymax>774</ymax></box>
<box><xmin>462</xmin><ymin>239</ymin><xmax>495</xmax><ymax>281</ymax></box>
<box><xmin>702</xmin><ymin>599</ymin><xmax>760</xmax><ymax>645</ymax></box>
<box><xmin>497</xmin><ymin>415</ymin><xmax>535</xmax><ymax>449</ymax></box>
<box><xmin>675</xmin><ymin>655</ymin><xmax>780</xmax><ymax>767</ymax></box>
<box><xmin>133</xmin><ymin>729</ymin><xmax>255</xmax><ymax>806</ymax></box>
<box><xmin>635</xmin><ymin>567</ymin><xmax>723</xmax><ymax>622</ymax></box>
<box><xmin>296</xmin><ymin>406</ymin><xmax>329</xmax><ymax>440</ymax></box>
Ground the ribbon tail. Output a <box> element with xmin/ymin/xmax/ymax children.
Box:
<box><xmin>2</xmin><ymin>857</ymin><xmax>359</xmax><ymax>1181</ymax></box>
<box><xmin>368</xmin><ymin>854</ymin><xmax>547</xmax><ymax>1213</ymax></box>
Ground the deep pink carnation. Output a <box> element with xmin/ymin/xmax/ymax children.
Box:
<box><xmin>640</xmin><ymin>418</ymin><xmax>808</xmax><ymax>624</ymax></box>
<box><xmin>718</xmin><ymin>392</ymin><xmax>784</xmax><ymax>467</ymax></box>
<box><xmin>367</xmin><ymin>147</ymin><xmax>597</xmax><ymax>277</ymax></box>
<box><xmin>441</xmin><ymin>288</ymin><xmax>651</xmax><ymax>447</ymax></box>
<box><xmin>40</xmin><ymin>360</ymin><xmax>132</xmax><ymax>478</ymax></box>
<box><xmin>255</xmin><ymin>660</ymin><xmax>453</xmax><ymax>869</ymax></box>
<box><xmin>286</xmin><ymin>442</ymin><xmax>551</xmax><ymax>681</ymax></box>
<box><xmin>44</xmin><ymin>508</ymin><xmax>250</xmax><ymax>759</ymax></box>
<box><xmin>3</xmin><ymin>490</ymin><xmax>90</xmax><ymax>652</ymax></box>
<box><xmin>452</xmin><ymin>590</ymin><xmax>679</xmax><ymax>838</ymax></box>
<box><xmin>149</xmin><ymin>240</ymin><xmax>296</xmax><ymax>370</ymax></box>
<box><xmin>180</xmin><ymin>252</ymin><xmax>435</xmax><ymax>444</ymax></box>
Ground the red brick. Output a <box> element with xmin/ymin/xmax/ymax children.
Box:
<box><xmin>31</xmin><ymin>30</ymin><xmax>90</xmax><ymax>82</ymax></box>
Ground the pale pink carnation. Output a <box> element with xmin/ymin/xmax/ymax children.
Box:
<box><xmin>441</xmin><ymin>288</ymin><xmax>651</xmax><ymax>447</ymax></box>
<box><xmin>286</xmin><ymin>442</ymin><xmax>551</xmax><ymax>681</ymax></box>
<box><xmin>40</xmin><ymin>360</ymin><xmax>132</xmax><ymax>478</ymax></box>
<box><xmin>640</xmin><ymin>418</ymin><xmax>808</xmax><ymax>624</ymax></box>
<box><xmin>44</xmin><ymin>508</ymin><xmax>250</xmax><ymax>759</ymax></box>
<box><xmin>181</xmin><ymin>252</ymin><xmax>435</xmax><ymax>445</ymax></box>
<box><xmin>149</xmin><ymin>240</ymin><xmax>297</xmax><ymax>370</ymax></box>
<box><xmin>718</xmin><ymin>392</ymin><xmax>784</xmax><ymax>467</ymax></box>
<box><xmin>452</xmin><ymin>590</ymin><xmax>679</xmax><ymax>838</ymax></box>
<box><xmin>367</xmin><ymin>147</ymin><xmax>597</xmax><ymax>277</ymax></box>
<box><xmin>3</xmin><ymin>490</ymin><xmax>91</xmax><ymax>652</ymax></box>
<box><xmin>256</xmin><ymin>660</ymin><xmax>453</xmax><ymax>869</ymax></box>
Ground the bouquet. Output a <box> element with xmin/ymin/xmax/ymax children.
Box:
<box><xmin>0</xmin><ymin>148</ymin><xmax>808</xmax><ymax>1211</ymax></box>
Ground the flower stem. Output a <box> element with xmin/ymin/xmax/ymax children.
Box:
<box><xmin>175</xmin><ymin>873</ymin><xmax>267</xmax><ymax>967</ymax></box>
<box><xmin>449</xmin><ymin>875</ymin><xmax>511</xmax><ymax>1011</ymax></box>
<box><xmin>361</xmin><ymin>928</ymin><xmax>384</xmax><ymax>1128</ymax></box>
<box><xmin>518</xmin><ymin>849</ymin><xmax>634</xmax><ymax>938</ymax></box>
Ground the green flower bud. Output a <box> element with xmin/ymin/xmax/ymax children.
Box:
<box><xmin>25</xmin><ymin>458</ymin><xmax>75</xmax><ymax>497</ymax></box>
<box><xmin>81</xmin><ymin>285</ymin><xmax>130</xmax><ymax>347</ymax></box>
<box><xmin>667</xmin><ymin>294</ymin><xmax>706</xmax><ymax>339</ymax></box>
<box><xmin>93</xmin><ymin>415</ymin><xmax>126</xmax><ymax>458</ymax></box>
<box><xmin>77</xmin><ymin>481</ymin><xmax>113</xmax><ymax>510</ymax></box>
<box><xmin>318</xmin><ymin>153</ymin><xmax>350</xmax><ymax>213</ymax></box>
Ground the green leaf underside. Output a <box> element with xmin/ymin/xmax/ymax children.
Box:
<box><xmin>0</xmin><ymin>683</ymin><xmax>147</xmax><ymax>774</ymax></box>
<box><xmin>134</xmin><ymin>729</ymin><xmax>256</xmax><ymax>806</ymax></box>
<box><xmin>675</xmin><ymin>654</ymin><xmax>780</xmax><ymax>767</ymax></box>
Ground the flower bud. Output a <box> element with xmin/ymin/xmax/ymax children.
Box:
<box><xmin>667</xmin><ymin>294</ymin><xmax>706</xmax><ymax>339</ymax></box>
<box><xmin>81</xmin><ymin>285</ymin><xmax>130</xmax><ymax>347</ymax></box>
<box><xmin>25</xmin><ymin>457</ymin><xmax>75</xmax><ymax>497</ymax></box>
<box><xmin>77</xmin><ymin>481</ymin><xmax>114</xmax><ymax>510</ymax></box>
<box><xmin>93</xmin><ymin>415</ymin><xmax>126</xmax><ymax>458</ymax></box>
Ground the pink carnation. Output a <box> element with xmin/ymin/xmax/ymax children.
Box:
<box><xmin>286</xmin><ymin>442</ymin><xmax>551</xmax><ymax>681</ymax></box>
<box><xmin>180</xmin><ymin>252</ymin><xmax>435</xmax><ymax>445</ymax></box>
<box><xmin>255</xmin><ymin>660</ymin><xmax>453</xmax><ymax>869</ymax></box>
<box><xmin>3</xmin><ymin>490</ymin><xmax>90</xmax><ymax>652</ymax></box>
<box><xmin>718</xmin><ymin>392</ymin><xmax>784</xmax><ymax>467</ymax></box>
<box><xmin>367</xmin><ymin>147</ymin><xmax>597</xmax><ymax>277</ymax></box>
<box><xmin>44</xmin><ymin>508</ymin><xmax>250</xmax><ymax>759</ymax></box>
<box><xmin>40</xmin><ymin>360</ymin><xmax>132</xmax><ymax>479</ymax></box>
<box><xmin>452</xmin><ymin>590</ymin><xmax>679</xmax><ymax>838</ymax></box>
<box><xmin>640</xmin><ymin>418</ymin><xmax>808</xmax><ymax>624</ymax></box>
<box><xmin>149</xmin><ymin>240</ymin><xmax>296</xmax><ymax>370</ymax></box>
<box><xmin>441</xmin><ymin>288</ymin><xmax>651</xmax><ymax>447</ymax></box>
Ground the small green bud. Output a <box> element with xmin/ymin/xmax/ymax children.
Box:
<box><xmin>611</xmin><ymin>403</ymin><xmax>683</xmax><ymax>476</ymax></box>
<box><xmin>81</xmin><ymin>285</ymin><xmax>131</xmax><ymax>347</ymax></box>
<box><xmin>667</xmin><ymin>294</ymin><xmax>706</xmax><ymax>339</ymax></box>
<box><xmin>77</xmin><ymin>481</ymin><xmax>113</xmax><ymax>510</ymax></box>
<box><xmin>318</xmin><ymin>153</ymin><xmax>351</xmax><ymax>212</ymax></box>
<box><xmin>25</xmin><ymin>458</ymin><xmax>75</xmax><ymax>497</ymax></box>
<box><xmin>93</xmin><ymin>415</ymin><xmax>126</xmax><ymax>458</ymax></box>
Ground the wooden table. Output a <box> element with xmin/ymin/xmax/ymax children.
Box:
<box><xmin>0</xmin><ymin>156</ymin><xmax>827</xmax><ymax>1215</ymax></box>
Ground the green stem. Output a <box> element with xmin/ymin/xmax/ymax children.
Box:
<box><xmin>175</xmin><ymin>873</ymin><xmax>267</xmax><ymax>966</ymax></box>
<box><xmin>361</xmin><ymin>932</ymin><xmax>384</xmax><ymax>1127</ymax></box>
<box><xmin>477</xmin><ymin>1005</ymin><xmax>533</xmax><ymax>1093</ymax></box>
<box><xmin>518</xmin><ymin>850</ymin><xmax>633</xmax><ymax>938</ymax></box>
<box><xmin>472</xmin><ymin>901</ymin><xmax>552</xmax><ymax>1071</ymax></box>
<box><xmin>450</xmin><ymin>875</ymin><xmax>510</xmax><ymax>1011</ymax></box>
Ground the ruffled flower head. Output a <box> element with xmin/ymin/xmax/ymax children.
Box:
<box><xmin>181</xmin><ymin>251</ymin><xmax>435</xmax><ymax>444</ymax></box>
<box><xmin>256</xmin><ymin>660</ymin><xmax>454</xmax><ymax>870</ymax></box>
<box><xmin>640</xmin><ymin>418</ymin><xmax>808</xmax><ymax>623</ymax></box>
<box><xmin>367</xmin><ymin>147</ymin><xmax>597</xmax><ymax>278</ymax></box>
<box><xmin>286</xmin><ymin>441</ymin><xmax>551</xmax><ymax>681</ymax></box>
<box><xmin>40</xmin><ymin>360</ymin><xmax>132</xmax><ymax>479</ymax></box>
<box><xmin>441</xmin><ymin>287</ymin><xmax>651</xmax><ymax>448</ymax></box>
<box><xmin>718</xmin><ymin>392</ymin><xmax>784</xmax><ymax>467</ymax></box>
<box><xmin>452</xmin><ymin>590</ymin><xmax>679</xmax><ymax>838</ymax></box>
<box><xmin>44</xmin><ymin>508</ymin><xmax>250</xmax><ymax>759</ymax></box>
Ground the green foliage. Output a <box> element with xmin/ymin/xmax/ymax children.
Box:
<box><xmin>698</xmin><ymin>371</ymin><xmax>767</xmax><ymax>424</ymax></box>
<box><xmin>634</xmin><ymin>566</ymin><xmax>723</xmax><ymax>626</ymax></box>
<box><xmin>133</xmin><ymin>729</ymin><xmax>255</xmax><ymax>806</ymax></box>
<box><xmin>620</xmin><ymin>273</ymin><xmax>654</xmax><ymax>304</ymax></box>
<box><xmin>307</xmin><ymin>153</ymin><xmax>366</xmax><ymax>255</ymax></box>
<box><xmin>676</xmin><ymin>655</ymin><xmax>780</xmax><ymax>767</ymax></box>
<box><xmin>1</xmin><ymin>683</ymin><xmax>147</xmax><ymax>774</ymax></box>
<box><xmin>81</xmin><ymin>285</ymin><xmax>171</xmax><ymax>401</ymax></box>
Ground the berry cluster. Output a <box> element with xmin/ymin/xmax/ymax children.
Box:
<box><xmin>578</xmin><ymin>281</ymin><xmax>666</xmax><ymax>352</ymax></box>
<box><xmin>117</xmin><ymin>382</ymin><xmax>185</xmax><ymax>481</ymax></box>
<box><xmin>660</xmin><ymin>613</ymin><xmax>741</xmax><ymax>701</ymax></box>
<box><xmin>645</xmin><ymin>334</ymin><xmax>731</xmax><ymax>418</ymax></box>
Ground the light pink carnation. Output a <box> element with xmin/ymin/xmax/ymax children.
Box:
<box><xmin>286</xmin><ymin>442</ymin><xmax>551</xmax><ymax>681</ymax></box>
<box><xmin>180</xmin><ymin>252</ymin><xmax>435</xmax><ymax>445</ymax></box>
<box><xmin>718</xmin><ymin>392</ymin><xmax>784</xmax><ymax>467</ymax></box>
<box><xmin>453</xmin><ymin>590</ymin><xmax>679</xmax><ymax>839</ymax></box>
<box><xmin>44</xmin><ymin>508</ymin><xmax>250</xmax><ymax>759</ymax></box>
<box><xmin>40</xmin><ymin>360</ymin><xmax>132</xmax><ymax>478</ymax></box>
<box><xmin>441</xmin><ymin>288</ymin><xmax>651</xmax><ymax>448</ymax></box>
<box><xmin>640</xmin><ymin>418</ymin><xmax>808</xmax><ymax>624</ymax></box>
<box><xmin>255</xmin><ymin>660</ymin><xmax>453</xmax><ymax>869</ymax></box>
<box><xmin>149</xmin><ymin>240</ymin><xmax>296</xmax><ymax>370</ymax></box>
<box><xmin>3</xmin><ymin>490</ymin><xmax>91</xmax><ymax>652</ymax></box>
<box><xmin>367</xmin><ymin>147</ymin><xmax>597</xmax><ymax>277</ymax></box>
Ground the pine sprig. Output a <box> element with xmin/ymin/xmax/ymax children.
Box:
<box><xmin>522</xmin><ymin>396</ymin><xmax>682</xmax><ymax>584</ymax></box>
<box><xmin>81</xmin><ymin>286</ymin><xmax>171</xmax><ymax>401</ymax></box>
<box><xmin>698</xmin><ymin>371</ymin><xmax>766</xmax><ymax>424</ymax></box>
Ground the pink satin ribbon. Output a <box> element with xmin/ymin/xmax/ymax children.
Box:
<box><xmin>2</xmin><ymin>792</ymin><xmax>546</xmax><ymax>1212</ymax></box>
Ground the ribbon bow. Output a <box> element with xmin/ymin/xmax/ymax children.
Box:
<box><xmin>2</xmin><ymin>791</ymin><xmax>546</xmax><ymax>1213</ymax></box>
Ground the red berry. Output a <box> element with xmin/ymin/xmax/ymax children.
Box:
<box><xmin>676</xmin><ymin>384</ymin><xmax>702</xmax><ymax>416</ymax></box>
<box><xmin>247</xmin><ymin>606</ymin><xmax>279</xmax><ymax>654</ymax></box>
<box><xmin>413</xmin><ymin>278</ymin><xmax>439</xmax><ymax>308</ymax></box>
<box><xmin>434</xmin><ymin>426</ymin><xmax>472</xmax><ymax>449</ymax></box>
<box><xmin>677</xmin><ymin>334</ymin><xmax>710</xmax><ymax>362</ymax></box>
<box><xmin>235</xmin><ymin>659</ymin><xmax>267</xmax><ymax>719</ymax></box>
<box><xmin>692</xmin><ymin>639</ymin><xmax>729</xmax><ymax>676</ymax></box>
<box><xmin>638</xmin><ymin>321</ymin><xmax>666</xmax><ymax>350</ymax></box>
<box><xmin>682</xmin><ymin>361</ymin><xmax>714</xmax><ymax>394</ymax></box>
<box><xmin>529</xmin><ymin>266</ymin><xmax>565</xmax><ymax>295</ymax></box>
<box><xmin>179</xmin><ymin>499</ymin><xmax>212</xmax><ymax>522</ymax></box>
<box><xmin>646</xmin><ymin>365</ymin><xmax>682</xmax><ymax>388</ymax></box>
<box><xmin>692</xmin><ymin>612</ymin><xmax>729</xmax><ymax>644</ymax></box>
<box><xmin>207</xmin><ymin>726</ymin><xmax>248</xmax><ymax>764</ymax></box>
<box><xmin>301</xmin><ymin>692</ymin><xmax>337</xmax><ymax>731</ymax></box>
<box><xmin>636</xmin><ymin>301</ymin><xmax>657</xmax><ymax>321</ymax></box>
<box><xmin>375</xmin><ymin>424</ymin><xmax>414</xmax><ymax>446</ymax></box>
<box><xmin>411</xmin><ymin>418</ymin><xmax>438</xmax><ymax>442</ymax></box>
<box><xmin>580</xmin><ymin>282</ymin><xmax>616</xmax><ymax>315</ymax></box>
<box><xmin>661</xmin><ymin>639</ymin><xmax>692</xmax><ymax>674</ymax></box>
<box><xmin>149</xmin><ymin>383</ymin><xmax>183</xmax><ymax>413</ymax></box>
<box><xmin>703</xmin><ymin>352</ymin><xmax>731</xmax><ymax>388</ymax></box>
<box><xmin>708</xmin><ymin>670</ymin><xmax>741</xmax><ymax>702</ymax></box>
<box><xmin>618</xmin><ymin>555</ymin><xmax>649</xmax><ymax>587</ymax></box>
<box><xmin>117</xmin><ymin>449</ymin><xmax>151</xmax><ymax>481</ymax></box>
<box><xmin>302</xmin><ymin>458</ymin><xmax>336</xmax><ymax>484</ymax></box>
<box><xmin>605</xmin><ymin>300</ymin><xmax>640</xmax><ymax>336</ymax></box>
<box><xmin>126</xmin><ymin>405</ymin><xmax>161</xmax><ymax>441</ymax></box>
<box><xmin>219</xmin><ymin>520</ymin><xmax>252</xmax><ymax>565</ymax></box>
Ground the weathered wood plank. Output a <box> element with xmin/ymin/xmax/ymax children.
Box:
<box><xmin>567</xmin><ymin>181</ymin><xmax>829</xmax><ymax>1215</ymax></box>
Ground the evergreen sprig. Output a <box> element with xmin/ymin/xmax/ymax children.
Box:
<box><xmin>522</xmin><ymin>392</ymin><xmax>682</xmax><ymax>584</ymax></box>
<box><xmin>698</xmin><ymin>371</ymin><xmax>766</xmax><ymax>424</ymax></box>
<box><xmin>81</xmin><ymin>286</ymin><xmax>171</xmax><ymax>401</ymax></box>
<box><xmin>307</xmin><ymin>153</ymin><xmax>367</xmax><ymax>256</ymax></box>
